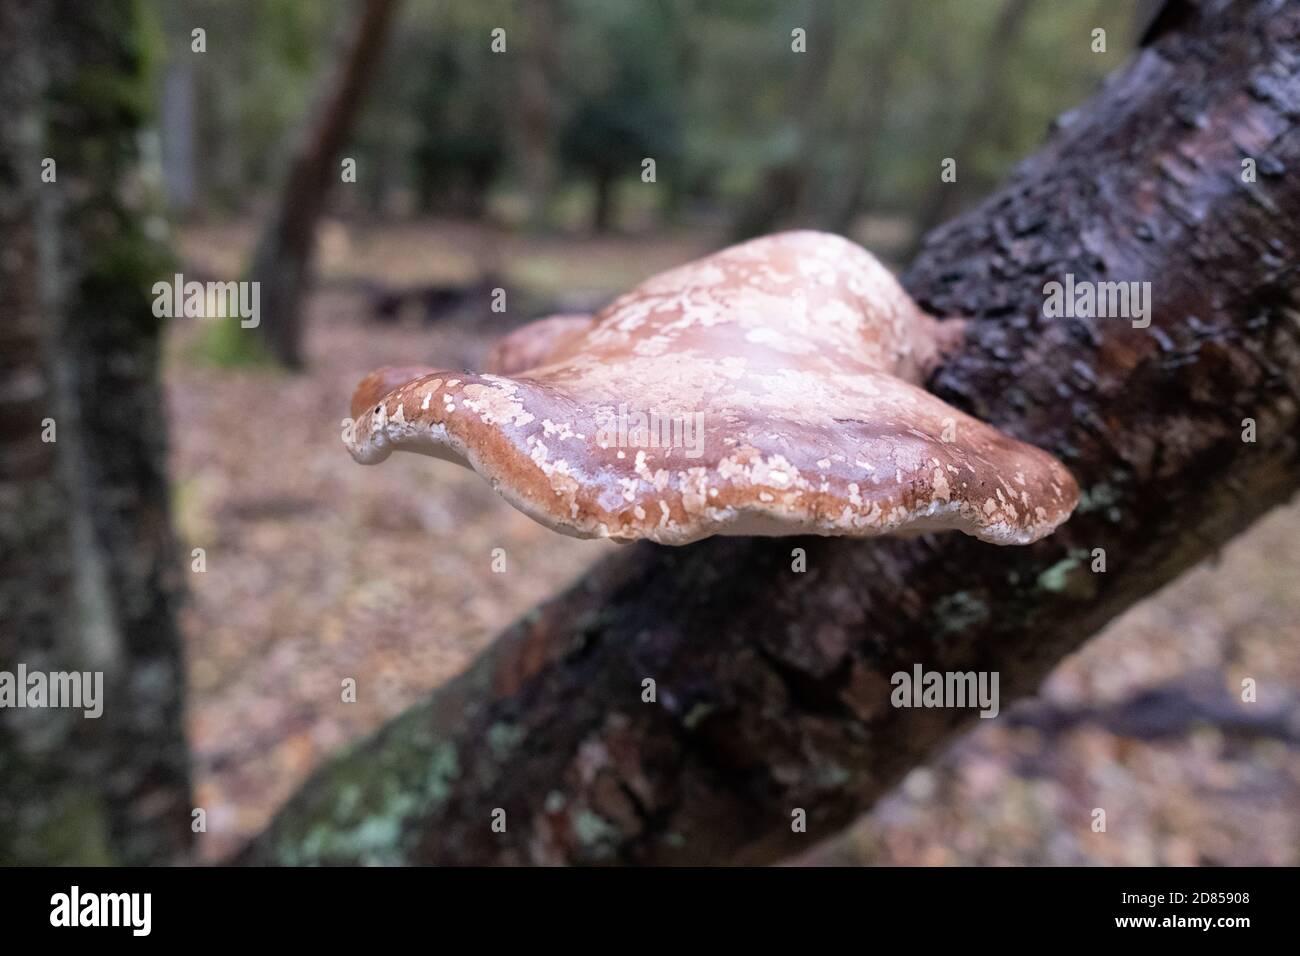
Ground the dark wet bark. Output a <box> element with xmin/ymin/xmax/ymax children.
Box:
<box><xmin>250</xmin><ymin>0</ymin><xmax>400</xmax><ymax>368</ymax></box>
<box><xmin>0</xmin><ymin>0</ymin><xmax>192</xmax><ymax>865</ymax></box>
<box><xmin>240</xmin><ymin>0</ymin><xmax>1300</xmax><ymax>866</ymax></box>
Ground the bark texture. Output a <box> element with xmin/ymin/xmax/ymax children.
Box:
<box><xmin>0</xmin><ymin>0</ymin><xmax>192</xmax><ymax>865</ymax></box>
<box><xmin>250</xmin><ymin>0</ymin><xmax>400</xmax><ymax>368</ymax></box>
<box><xmin>240</xmin><ymin>0</ymin><xmax>1300</xmax><ymax>866</ymax></box>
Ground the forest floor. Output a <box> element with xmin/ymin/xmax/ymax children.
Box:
<box><xmin>167</xmin><ymin>218</ymin><xmax>1300</xmax><ymax>864</ymax></box>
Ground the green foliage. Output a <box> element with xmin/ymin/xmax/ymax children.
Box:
<box><xmin>155</xmin><ymin>0</ymin><xmax>341</xmax><ymax>208</ymax></box>
<box><xmin>196</xmin><ymin>317</ymin><xmax>278</xmax><ymax>368</ymax></box>
<box><xmin>401</xmin><ymin>14</ymin><xmax>510</xmax><ymax>214</ymax></box>
<box><xmin>152</xmin><ymin>0</ymin><xmax>1140</xmax><ymax>233</ymax></box>
<box><xmin>558</xmin><ymin>0</ymin><xmax>683</xmax><ymax>176</ymax></box>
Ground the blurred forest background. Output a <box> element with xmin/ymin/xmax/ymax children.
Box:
<box><xmin>107</xmin><ymin>0</ymin><xmax>1299</xmax><ymax>861</ymax></box>
<box><xmin>164</xmin><ymin>0</ymin><xmax>1131</xmax><ymax>245</ymax></box>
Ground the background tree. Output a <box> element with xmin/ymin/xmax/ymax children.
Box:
<box><xmin>728</xmin><ymin>0</ymin><xmax>841</xmax><ymax>239</ymax></box>
<box><xmin>513</xmin><ymin>0</ymin><xmax>562</xmax><ymax>225</ymax></box>
<box><xmin>812</xmin><ymin>1</ymin><xmax>918</xmax><ymax>234</ymax></box>
<box><xmin>905</xmin><ymin>0</ymin><xmax>1034</xmax><ymax>253</ymax></box>
<box><xmin>246</xmin><ymin>0</ymin><xmax>401</xmax><ymax>368</ymax></box>
<box><xmin>558</xmin><ymin>0</ymin><xmax>682</xmax><ymax>233</ymax></box>
<box><xmin>0</xmin><ymin>0</ymin><xmax>192</xmax><ymax>866</ymax></box>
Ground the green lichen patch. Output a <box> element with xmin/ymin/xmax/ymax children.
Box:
<box><xmin>932</xmin><ymin>591</ymin><xmax>991</xmax><ymax>635</ymax></box>
<box><xmin>270</xmin><ymin>703</ymin><xmax>461</xmax><ymax>866</ymax></box>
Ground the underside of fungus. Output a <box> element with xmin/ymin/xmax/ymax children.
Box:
<box><xmin>346</xmin><ymin>231</ymin><xmax>1079</xmax><ymax>545</ymax></box>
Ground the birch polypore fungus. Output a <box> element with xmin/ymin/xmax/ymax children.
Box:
<box><xmin>347</xmin><ymin>231</ymin><xmax>1078</xmax><ymax>545</ymax></box>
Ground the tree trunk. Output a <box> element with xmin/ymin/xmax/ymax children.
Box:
<box><xmin>729</xmin><ymin>0</ymin><xmax>840</xmax><ymax>240</ymax></box>
<box><xmin>592</xmin><ymin>167</ymin><xmax>617</xmax><ymax>234</ymax></box>
<box><xmin>0</xmin><ymin>0</ymin><xmax>192</xmax><ymax>866</ymax></box>
<box><xmin>160</xmin><ymin>61</ymin><xmax>198</xmax><ymax>213</ymax></box>
<box><xmin>249</xmin><ymin>0</ymin><xmax>400</xmax><ymax>368</ymax></box>
<box><xmin>239</xmin><ymin>0</ymin><xmax>1300</xmax><ymax>866</ymax></box>
<box><xmin>515</xmin><ymin>0</ymin><xmax>561</xmax><ymax>227</ymax></box>
<box><xmin>905</xmin><ymin>0</ymin><xmax>1034</xmax><ymax>255</ymax></box>
<box><xmin>817</xmin><ymin>1</ymin><xmax>918</xmax><ymax>234</ymax></box>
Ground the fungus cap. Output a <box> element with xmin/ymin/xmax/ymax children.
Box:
<box><xmin>346</xmin><ymin>231</ymin><xmax>1078</xmax><ymax>545</ymax></box>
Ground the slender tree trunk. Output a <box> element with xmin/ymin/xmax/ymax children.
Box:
<box><xmin>906</xmin><ymin>0</ymin><xmax>1034</xmax><ymax>254</ymax></box>
<box><xmin>239</xmin><ymin>0</ymin><xmax>1300</xmax><ymax>866</ymax></box>
<box><xmin>730</xmin><ymin>0</ymin><xmax>840</xmax><ymax>240</ymax></box>
<box><xmin>516</xmin><ymin>0</ymin><xmax>561</xmax><ymax>227</ymax></box>
<box><xmin>0</xmin><ymin>0</ymin><xmax>192</xmax><ymax>865</ymax></box>
<box><xmin>592</xmin><ymin>167</ymin><xmax>617</xmax><ymax>234</ymax></box>
<box><xmin>249</xmin><ymin>0</ymin><xmax>400</xmax><ymax>368</ymax></box>
<box><xmin>160</xmin><ymin>61</ymin><xmax>198</xmax><ymax>213</ymax></box>
<box><xmin>817</xmin><ymin>1</ymin><xmax>917</xmax><ymax>234</ymax></box>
